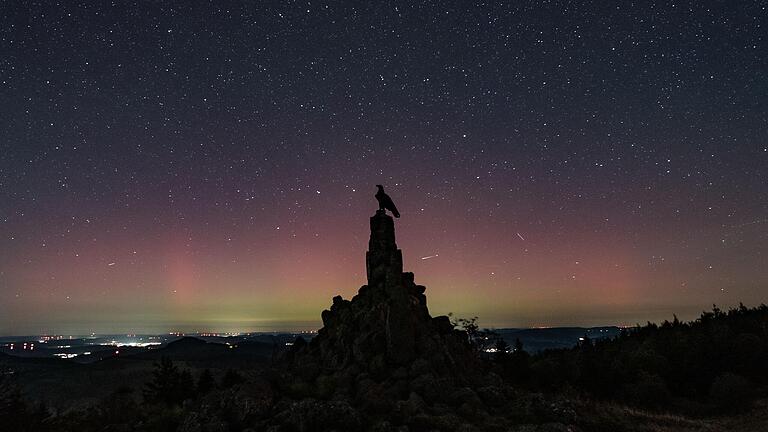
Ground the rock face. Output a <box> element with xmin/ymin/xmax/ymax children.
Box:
<box><xmin>289</xmin><ymin>210</ymin><xmax>475</xmax><ymax>382</ymax></box>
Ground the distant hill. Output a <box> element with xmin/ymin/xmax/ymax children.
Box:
<box><xmin>496</xmin><ymin>326</ymin><xmax>622</xmax><ymax>352</ymax></box>
<box><xmin>100</xmin><ymin>336</ymin><xmax>275</xmax><ymax>367</ymax></box>
<box><xmin>0</xmin><ymin>349</ymin><xmax>81</xmax><ymax>369</ymax></box>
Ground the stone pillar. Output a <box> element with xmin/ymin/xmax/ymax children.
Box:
<box><xmin>366</xmin><ymin>210</ymin><xmax>403</xmax><ymax>289</ymax></box>
<box><xmin>365</xmin><ymin>210</ymin><xmax>415</xmax><ymax>363</ymax></box>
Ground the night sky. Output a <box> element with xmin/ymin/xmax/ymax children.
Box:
<box><xmin>1</xmin><ymin>2</ymin><xmax>766</xmax><ymax>335</ymax></box>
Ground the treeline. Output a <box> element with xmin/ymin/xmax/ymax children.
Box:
<box><xmin>493</xmin><ymin>303</ymin><xmax>768</xmax><ymax>413</ymax></box>
<box><xmin>0</xmin><ymin>357</ymin><xmax>245</xmax><ymax>432</ymax></box>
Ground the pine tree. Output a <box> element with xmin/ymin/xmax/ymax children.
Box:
<box><xmin>143</xmin><ymin>357</ymin><xmax>194</xmax><ymax>406</ymax></box>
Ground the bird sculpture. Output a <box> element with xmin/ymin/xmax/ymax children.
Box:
<box><xmin>375</xmin><ymin>185</ymin><xmax>400</xmax><ymax>218</ymax></box>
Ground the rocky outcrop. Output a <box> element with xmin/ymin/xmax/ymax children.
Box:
<box><xmin>266</xmin><ymin>210</ymin><xmax>576</xmax><ymax>431</ymax></box>
<box><xmin>287</xmin><ymin>210</ymin><xmax>477</xmax><ymax>383</ymax></box>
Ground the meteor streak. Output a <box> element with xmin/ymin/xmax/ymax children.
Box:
<box><xmin>730</xmin><ymin>219</ymin><xmax>768</xmax><ymax>228</ymax></box>
<box><xmin>421</xmin><ymin>254</ymin><xmax>439</xmax><ymax>260</ymax></box>
<box><xmin>516</xmin><ymin>232</ymin><xmax>525</xmax><ymax>241</ymax></box>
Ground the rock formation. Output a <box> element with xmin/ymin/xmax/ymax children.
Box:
<box><xmin>268</xmin><ymin>210</ymin><xmax>575</xmax><ymax>431</ymax></box>
<box><xmin>288</xmin><ymin>210</ymin><xmax>476</xmax><ymax>381</ymax></box>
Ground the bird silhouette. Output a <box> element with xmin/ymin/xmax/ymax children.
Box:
<box><xmin>375</xmin><ymin>185</ymin><xmax>400</xmax><ymax>218</ymax></box>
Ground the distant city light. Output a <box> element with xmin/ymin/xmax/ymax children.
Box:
<box><xmin>111</xmin><ymin>342</ymin><xmax>161</xmax><ymax>348</ymax></box>
<box><xmin>54</xmin><ymin>353</ymin><xmax>78</xmax><ymax>359</ymax></box>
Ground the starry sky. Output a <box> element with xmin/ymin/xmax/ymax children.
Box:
<box><xmin>1</xmin><ymin>1</ymin><xmax>767</xmax><ymax>335</ymax></box>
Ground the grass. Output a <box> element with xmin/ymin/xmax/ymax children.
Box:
<box><xmin>571</xmin><ymin>397</ymin><xmax>768</xmax><ymax>432</ymax></box>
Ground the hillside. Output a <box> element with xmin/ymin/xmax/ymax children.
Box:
<box><xmin>505</xmin><ymin>304</ymin><xmax>768</xmax><ymax>414</ymax></box>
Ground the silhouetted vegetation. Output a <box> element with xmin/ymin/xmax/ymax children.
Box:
<box><xmin>142</xmin><ymin>356</ymin><xmax>196</xmax><ymax>406</ymax></box>
<box><xmin>497</xmin><ymin>304</ymin><xmax>768</xmax><ymax>414</ymax></box>
<box><xmin>448</xmin><ymin>313</ymin><xmax>504</xmax><ymax>353</ymax></box>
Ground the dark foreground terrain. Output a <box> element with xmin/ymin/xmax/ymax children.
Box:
<box><xmin>1</xmin><ymin>305</ymin><xmax>768</xmax><ymax>431</ymax></box>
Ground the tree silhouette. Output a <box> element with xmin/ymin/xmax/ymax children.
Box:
<box><xmin>143</xmin><ymin>357</ymin><xmax>195</xmax><ymax>406</ymax></box>
<box><xmin>448</xmin><ymin>314</ymin><xmax>501</xmax><ymax>352</ymax></box>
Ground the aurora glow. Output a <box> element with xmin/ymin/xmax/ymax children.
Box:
<box><xmin>1</xmin><ymin>2</ymin><xmax>766</xmax><ymax>335</ymax></box>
